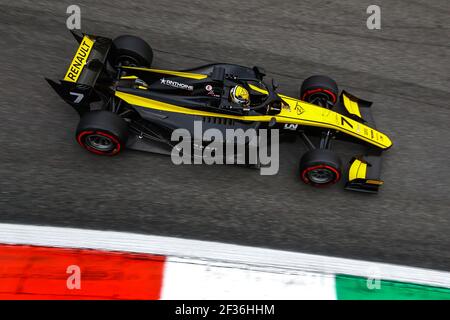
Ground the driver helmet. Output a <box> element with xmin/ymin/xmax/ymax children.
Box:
<box><xmin>230</xmin><ymin>85</ymin><xmax>250</xmax><ymax>106</ymax></box>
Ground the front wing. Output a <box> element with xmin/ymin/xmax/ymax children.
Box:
<box><xmin>337</xmin><ymin>91</ymin><xmax>388</xmax><ymax>193</ymax></box>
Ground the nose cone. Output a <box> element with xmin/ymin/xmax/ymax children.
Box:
<box><xmin>380</xmin><ymin>132</ymin><xmax>393</xmax><ymax>149</ymax></box>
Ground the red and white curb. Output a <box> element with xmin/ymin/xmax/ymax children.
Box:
<box><xmin>0</xmin><ymin>223</ymin><xmax>449</xmax><ymax>299</ymax></box>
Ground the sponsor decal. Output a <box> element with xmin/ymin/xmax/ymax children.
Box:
<box><xmin>64</xmin><ymin>36</ymin><xmax>94</xmax><ymax>82</ymax></box>
<box><xmin>281</xmin><ymin>102</ymin><xmax>290</xmax><ymax>111</ymax></box>
<box><xmin>295</xmin><ymin>102</ymin><xmax>304</xmax><ymax>115</ymax></box>
<box><xmin>160</xmin><ymin>78</ymin><xmax>194</xmax><ymax>91</ymax></box>
<box><xmin>283</xmin><ymin>124</ymin><xmax>298</xmax><ymax>131</ymax></box>
<box><xmin>205</xmin><ymin>84</ymin><xmax>220</xmax><ymax>97</ymax></box>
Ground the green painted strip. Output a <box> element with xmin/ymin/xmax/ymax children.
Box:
<box><xmin>335</xmin><ymin>275</ymin><xmax>450</xmax><ymax>300</ymax></box>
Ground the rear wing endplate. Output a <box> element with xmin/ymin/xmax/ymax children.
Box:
<box><xmin>46</xmin><ymin>31</ymin><xmax>112</xmax><ymax>115</ymax></box>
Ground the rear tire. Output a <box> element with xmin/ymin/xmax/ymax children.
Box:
<box><xmin>108</xmin><ymin>35</ymin><xmax>153</xmax><ymax>69</ymax></box>
<box><xmin>299</xmin><ymin>149</ymin><xmax>341</xmax><ymax>186</ymax></box>
<box><xmin>76</xmin><ymin>111</ymin><xmax>128</xmax><ymax>156</ymax></box>
<box><xmin>300</xmin><ymin>75</ymin><xmax>338</xmax><ymax>105</ymax></box>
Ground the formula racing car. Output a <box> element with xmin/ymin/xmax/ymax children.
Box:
<box><xmin>46</xmin><ymin>32</ymin><xmax>392</xmax><ymax>193</ymax></box>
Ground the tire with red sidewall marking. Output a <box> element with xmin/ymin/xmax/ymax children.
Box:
<box><xmin>300</xmin><ymin>75</ymin><xmax>338</xmax><ymax>104</ymax></box>
<box><xmin>300</xmin><ymin>149</ymin><xmax>342</xmax><ymax>187</ymax></box>
<box><xmin>76</xmin><ymin>111</ymin><xmax>128</xmax><ymax>156</ymax></box>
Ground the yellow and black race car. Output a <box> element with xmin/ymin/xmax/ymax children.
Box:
<box><xmin>47</xmin><ymin>32</ymin><xmax>392</xmax><ymax>193</ymax></box>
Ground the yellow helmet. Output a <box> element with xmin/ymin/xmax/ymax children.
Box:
<box><xmin>230</xmin><ymin>85</ymin><xmax>250</xmax><ymax>106</ymax></box>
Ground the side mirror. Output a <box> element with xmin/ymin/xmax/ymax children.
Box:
<box><xmin>272</xmin><ymin>79</ymin><xmax>279</xmax><ymax>90</ymax></box>
<box><xmin>253</xmin><ymin>66</ymin><xmax>266</xmax><ymax>80</ymax></box>
<box><xmin>268</xmin><ymin>117</ymin><xmax>277</xmax><ymax>127</ymax></box>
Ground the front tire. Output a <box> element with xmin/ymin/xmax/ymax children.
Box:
<box><xmin>76</xmin><ymin>111</ymin><xmax>129</xmax><ymax>156</ymax></box>
<box><xmin>300</xmin><ymin>75</ymin><xmax>338</xmax><ymax>105</ymax></box>
<box><xmin>299</xmin><ymin>149</ymin><xmax>341</xmax><ymax>186</ymax></box>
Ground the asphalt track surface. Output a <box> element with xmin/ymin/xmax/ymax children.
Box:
<box><xmin>0</xmin><ymin>0</ymin><xmax>449</xmax><ymax>270</ymax></box>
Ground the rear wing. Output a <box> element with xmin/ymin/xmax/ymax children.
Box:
<box><xmin>335</xmin><ymin>91</ymin><xmax>391</xmax><ymax>193</ymax></box>
<box><xmin>46</xmin><ymin>31</ymin><xmax>112</xmax><ymax>115</ymax></box>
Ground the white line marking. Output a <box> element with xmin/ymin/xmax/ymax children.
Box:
<box><xmin>161</xmin><ymin>257</ymin><xmax>336</xmax><ymax>299</ymax></box>
<box><xmin>0</xmin><ymin>223</ymin><xmax>449</xmax><ymax>288</ymax></box>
